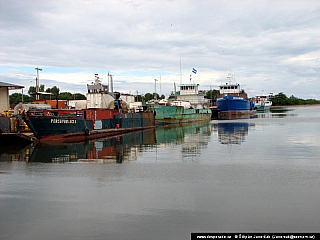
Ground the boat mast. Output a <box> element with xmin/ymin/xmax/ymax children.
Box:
<box><xmin>180</xmin><ymin>57</ymin><xmax>182</xmax><ymax>84</ymax></box>
<box><xmin>108</xmin><ymin>72</ymin><xmax>114</xmax><ymax>94</ymax></box>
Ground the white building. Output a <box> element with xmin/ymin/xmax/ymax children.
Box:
<box><xmin>0</xmin><ymin>82</ymin><xmax>24</xmax><ymax>114</ymax></box>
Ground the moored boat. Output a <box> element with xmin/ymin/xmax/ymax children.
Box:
<box><xmin>216</xmin><ymin>73</ymin><xmax>255</xmax><ymax>119</ymax></box>
<box><xmin>150</xmin><ymin>81</ymin><xmax>212</xmax><ymax>125</ymax></box>
<box><xmin>23</xmin><ymin>74</ymin><xmax>155</xmax><ymax>142</ymax></box>
<box><xmin>253</xmin><ymin>95</ymin><xmax>272</xmax><ymax>111</ymax></box>
<box><xmin>150</xmin><ymin>103</ymin><xmax>211</xmax><ymax>125</ymax></box>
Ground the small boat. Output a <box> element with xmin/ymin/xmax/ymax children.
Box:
<box><xmin>23</xmin><ymin>74</ymin><xmax>155</xmax><ymax>142</ymax></box>
<box><xmin>216</xmin><ymin>73</ymin><xmax>255</xmax><ymax>119</ymax></box>
<box><xmin>253</xmin><ymin>95</ymin><xmax>272</xmax><ymax>111</ymax></box>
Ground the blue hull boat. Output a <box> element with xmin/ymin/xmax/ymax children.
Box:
<box><xmin>216</xmin><ymin>73</ymin><xmax>256</xmax><ymax>119</ymax></box>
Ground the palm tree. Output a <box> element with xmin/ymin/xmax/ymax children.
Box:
<box><xmin>50</xmin><ymin>86</ymin><xmax>60</xmax><ymax>108</ymax></box>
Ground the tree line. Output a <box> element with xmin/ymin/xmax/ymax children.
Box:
<box><xmin>134</xmin><ymin>93</ymin><xmax>166</xmax><ymax>102</ymax></box>
<box><xmin>269</xmin><ymin>92</ymin><xmax>319</xmax><ymax>106</ymax></box>
<box><xmin>9</xmin><ymin>85</ymin><xmax>86</xmax><ymax>105</ymax></box>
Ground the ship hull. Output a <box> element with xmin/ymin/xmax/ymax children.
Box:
<box><xmin>255</xmin><ymin>102</ymin><xmax>272</xmax><ymax>111</ymax></box>
<box><xmin>217</xmin><ymin>96</ymin><xmax>253</xmax><ymax>111</ymax></box>
<box><xmin>256</xmin><ymin>105</ymin><xmax>271</xmax><ymax>111</ymax></box>
<box><xmin>25</xmin><ymin>110</ymin><xmax>155</xmax><ymax>142</ymax></box>
<box><xmin>152</xmin><ymin>105</ymin><xmax>211</xmax><ymax>125</ymax></box>
<box><xmin>217</xmin><ymin>96</ymin><xmax>256</xmax><ymax>119</ymax></box>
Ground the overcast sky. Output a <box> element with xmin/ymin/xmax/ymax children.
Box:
<box><xmin>1</xmin><ymin>0</ymin><xmax>319</xmax><ymax>99</ymax></box>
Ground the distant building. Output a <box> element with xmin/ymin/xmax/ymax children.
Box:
<box><xmin>0</xmin><ymin>82</ymin><xmax>24</xmax><ymax>114</ymax></box>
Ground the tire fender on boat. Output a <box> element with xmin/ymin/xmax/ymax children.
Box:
<box><xmin>84</xmin><ymin>127</ymin><xmax>90</xmax><ymax>135</ymax></box>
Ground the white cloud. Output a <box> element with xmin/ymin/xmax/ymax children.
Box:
<box><xmin>1</xmin><ymin>0</ymin><xmax>320</xmax><ymax>99</ymax></box>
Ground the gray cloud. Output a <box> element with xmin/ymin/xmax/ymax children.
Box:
<box><xmin>1</xmin><ymin>0</ymin><xmax>320</xmax><ymax>99</ymax></box>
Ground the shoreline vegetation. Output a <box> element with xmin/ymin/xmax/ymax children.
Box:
<box><xmin>9</xmin><ymin>88</ymin><xmax>319</xmax><ymax>107</ymax></box>
<box><xmin>269</xmin><ymin>92</ymin><xmax>319</xmax><ymax>106</ymax></box>
<box><xmin>270</xmin><ymin>104</ymin><xmax>320</xmax><ymax>109</ymax></box>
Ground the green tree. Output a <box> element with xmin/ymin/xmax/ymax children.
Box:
<box><xmin>28</xmin><ymin>84</ymin><xmax>45</xmax><ymax>95</ymax></box>
<box><xmin>288</xmin><ymin>95</ymin><xmax>299</xmax><ymax>105</ymax></box>
<box><xmin>73</xmin><ymin>93</ymin><xmax>86</xmax><ymax>100</ymax></box>
<box><xmin>50</xmin><ymin>86</ymin><xmax>60</xmax><ymax>99</ymax></box>
<box><xmin>28</xmin><ymin>84</ymin><xmax>46</xmax><ymax>100</ymax></box>
<box><xmin>205</xmin><ymin>89</ymin><xmax>219</xmax><ymax>101</ymax></box>
<box><xmin>9</xmin><ymin>93</ymin><xmax>33</xmax><ymax>104</ymax></box>
<box><xmin>270</xmin><ymin>92</ymin><xmax>288</xmax><ymax>106</ymax></box>
<box><xmin>270</xmin><ymin>92</ymin><xmax>320</xmax><ymax>106</ymax></box>
<box><xmin>59</xmin><ymin>92</ymin><xmax>73</xmax><ymax>100</ymax></box>
<box><xmin>144</xmin><ymin>93</ymin><xmax>154</xmax><ymax>101</ymax></box>
<box><xmin>48</xmin><ymin>86</ymin><xmax>60</xmax><ymax>108</ymax></box>
<box><xmin>28</xmin><ymin>86</ymin><xmax>36</xmax><ymax>96</ymax></box>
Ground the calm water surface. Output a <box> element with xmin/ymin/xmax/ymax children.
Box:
<box><xmin>1</xmin><ymin>106</ymin><xmax>320</xmax><ymax>240</ymax></box>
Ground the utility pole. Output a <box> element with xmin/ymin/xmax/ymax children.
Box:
<box><xmin>160</xmin><ymin>75</ymin><xmax>162</xmax><ymax>96</ymax></box>
<box><xmin>154</xmin><ymin>79</ymin><xmax>158</xmax><ymax>100</ymax></box>
<box><xmin>35</xmin><ymin>67</ymin><xmax>42</xmax><ymax>100</ymax></box>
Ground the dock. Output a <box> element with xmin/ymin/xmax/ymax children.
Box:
<box><xmin>0</xmin><ymin>132</ymin><xmax>37</xmax><ymax>145</ymax></box>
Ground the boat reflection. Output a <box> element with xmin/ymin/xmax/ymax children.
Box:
<box><xmin>252</xmin><ymin>107</ymin><xmax>297</xmax><ymax>119</ymax></box>
<box><xmin>156</xmin><ymin>121</ymin><xmax>212</xmax><ymax>158</ymax></box>
<box><xmin>0</xmin><ymin>142</ymin><xmax>36</xmax><ymax>162</ymax></box>
<box><xmin>29</xmin><ymin>129</ymin><xmax>156</xmax><ymax>163</ymax></box>
<box><xmin>1</xmin><ymin>121</ymin><xmax>213</xmax><ymax>163</ymax></box>
<box><xmin>216</xmin><ymin>122</ymin><xmax>254</xmax><ymax>145</ymax></box>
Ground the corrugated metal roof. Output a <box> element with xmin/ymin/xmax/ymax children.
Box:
<box><xmin>0</xmin><ymin>81</ymin><xmax>24</xmax><ymax>90</ymax></box>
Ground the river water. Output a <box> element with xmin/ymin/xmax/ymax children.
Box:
<box><xmin>1</xmin><ymin>106</ymin><xmax>320</xmax><ymax>239</ymax></box>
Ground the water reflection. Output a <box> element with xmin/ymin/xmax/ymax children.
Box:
<box><xmin>0</xmin><ymin>143</ymin><xmax>36</xmax><ymax>162</ymax></box>
<box><xmin>30</xmin><ymin>130</ymin><xmax>156</xmax><ymax>163</ymax></box>
<box><xmin>1</xmin><ymin>121</ymin><xmax>212</xmax><ymax>163</ymax></box>
<box><xmin>156</xmin><ymin>122</ymin><xmax>212</xmax><ymax>157</ymax></box>
<box><xmin>253</xmin><ymin>107</ymin><xmax>297</xmax><ymax>118</ymax></box>
<box><xmin>216</xmin><ymin>122</ymin><xmax>254</xmax><ymax>145</ymax></box>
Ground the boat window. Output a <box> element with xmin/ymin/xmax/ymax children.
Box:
<box><xmin>231</xmin><ymin>86</ymin><xmax>234</xmax><ymax>89</ymax></box>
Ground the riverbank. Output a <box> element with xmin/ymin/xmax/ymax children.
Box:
<box><xmin>271</xmin><ymin>104</ymin><xmax>320</xmax><ymax>108</ymax></box>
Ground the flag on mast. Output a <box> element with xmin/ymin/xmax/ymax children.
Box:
<box><xmin>192</xmin><ymin>68</ymin><xmax>197</xmax><ymax>74</ymax></box>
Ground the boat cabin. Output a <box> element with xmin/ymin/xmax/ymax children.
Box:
<box><xmin>87</xmin><ymin>82</ymin><xmax>109</xmax><ymax>94</ymax></box>
<box><xmin>86</xmin><ymin>75</ymin><xmax>114</xmax><ymax>109</ymax></box>
<box><xmin>218</xmin><ymin>82</ymin><xmax>248</xmax><ymax>99</ymax></box>
<box><xmin>219</xmin><ymin>83</ymin><xmax>241</xmax><ymax>94</ymax></box>
<box><xmin>179</xmin><ymin>83</ymin><xmax>199</xmax><ymax>95</ymax></box>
